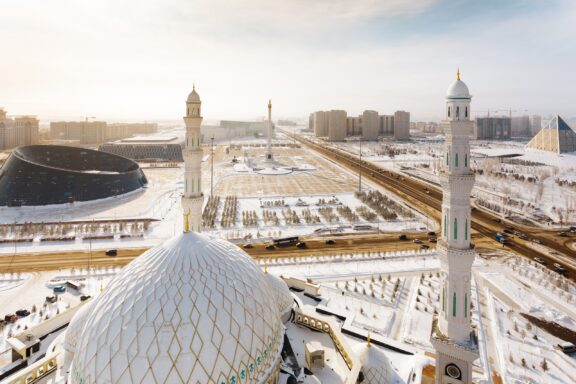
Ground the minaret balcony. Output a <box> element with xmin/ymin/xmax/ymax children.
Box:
<box><xmin>430</xmin><ymin>315</ymin><xmax>479</xmax><ymax>359</ymax></box>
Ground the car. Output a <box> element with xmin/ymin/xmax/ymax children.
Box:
<box><xmin>105</xmin><ymin>249</ymin><xmax>118</xmax><ymax>256</ymax></box>
<box><xmin>80</xmin><ymin>295</ymin><xmax>92</xmax><ymax>301</ymax></box>
<box><xmin>398</xmin><ymin>234</ymin><xmax>408</xmax><ymax>241</ymax></box>
<box><xmin>265</xmin><ymin>244</ymin><xmax>275</xmax><ymax>250</ymax></box>
<box><xmin>296</xmin><ymin>242</ymin><xmax>307</xmax><ymax>249</ymax></box>
<box><xmin>242</xmin><ymin>243</ymin><xmax>254</xmax><ymax>249</ymax></box>
<box><xmin>4</xmin><ymin>314</ymin><xmax>17</xmax><ymax>323</ymax></box>
<box><xmin>420</xmin><ymin>244</ymin><xmax>430</xmax><ymax>249</ymax></box>
<box><xmin>413</xmin><ymin>239</ymin><xmax>422</xmax><ymax>244</ymax></box>
<box><xmin>518</xmin><ymin>234</ymin><xmax>529</xmax><ymax>240</ymax></box>
<box><xmin>570</xmin><ymin>226</ymin><xmax>576</xmax><ymax>232</ymax></box>
<box><xmin>503</xmin><ymin>229</ymin><xmax>514</xmax><ymax>234</ymax></box>
<box><xmin>427</xmin><ymin>231</ymin><xmax>436</xmax><ymax>236</ymax></box>
<box><xmin>554</xmin><ymin>263</ymin><xmax>567</xmax><ymax>275</ymax></box>
<box><xmin>325</xmin><ymin>239</ymin><xmax>335</xmax><ymax>245</ymax></box>
<box><xmin>429</xmin><ymin>238</ymin><xmax>437</xmax><ymax>243</ymax></box>
<box><xmin>559</xmin><ymin>232</ymin><xmax>568</xmax><ymax>237</ymax></box>
<box><xmin>45</xmin><ymin>296</ymin><xmax>57</xmax><ymax>303</ymax></box>
<box><xmin>16</xmin><ymin>309</ymin><xmax>30</xmax><ymax>317</ymax></box>
<box><xmin>534</xmin><ymin>257</ymin><xmax>546</xmax><ymax>265</ymax></box>
<box><xmin>532</xmin><ymin>238</ymin><xmax>542</xmax><ymax>244</ymax></box>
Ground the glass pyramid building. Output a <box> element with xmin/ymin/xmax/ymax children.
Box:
<box><xmin>525</xmin><ymin>115</ymin><xmax>576</xmax><ymax>153</ymax></box>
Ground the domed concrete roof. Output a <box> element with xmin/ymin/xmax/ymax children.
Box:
<box><xmin>70</xmin><ymin>232</ymin><xmax>284</xmax><ymax>384</ymax></box>
<box><xmin>63</xmin><ymin>301</ymin><xmax>94</xmax><ymax>355</ymax></box>
<box><xmin>354</xmin><ymin>342</ymin><xmax>394</xmax><ymax>384</ymax></box>
<box><xmin>187</xmin><ymin>86</ymin><xmax>201</xmax><ymax>103</ymax></box>
<box><xmin>264</xmin><ymin>273</ymin><xmax>293</xmax><ymax>317</ymax></box>
<box><xmin>446</xmin><ymin>70</ymin><xmax>471</xmax><ymax>99</ymax></box>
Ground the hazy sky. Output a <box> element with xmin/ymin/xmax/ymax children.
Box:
<box><xmin>1</xmin><ymin>0</ymin><xmax>575</xmax><ymax>122</ymax></box>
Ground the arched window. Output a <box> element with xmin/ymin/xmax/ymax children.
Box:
<box><xmin>452</xmin><ymin>292</ymin><xmax>456</xmax><ymax>317</ymax></box>
<box><xmin>454</xmin><ymin>218</ymin><xmax>458</xmax><ymax>240</ymax></box>
<box><xmin>464</xmin><ymin>154</ymin><xmax>468</xmax><ymax>167</ymax></box>
<box><xmin>465</xmin><ymin>219</ymin><xmax>468</xmax><ymax>240</ymax></box>
<box><xmin>444</xmin><ymin>214</ymin><xmax>447</xmax><ymax>237</ymax></box>
<box><xmin>464</xmin><ymin>293</ymin><xmax>468</xmax><ymax>318</ymax></box>
<box><xmin>191</xmin><ymin>179</ymin><xmax>195</xmax><ymax>193</ymax></box>
<box><xmin>442</xmin><ymin>286</ymin><xmax>446</xmax><ymax>312</ymax></box>
<box><xmin>456</xmin><ymin>106</ymin><xmax>460</xmax><ymax>119</ymax></box>
<box><xmin>455</xmin><ymin>153</ymin><xmax>459</xmax><ymax>167</ymax></box>
<box><xmin>448</xmin><ymin>107</ymin><xmax>451</xmax><ymax>117</ymax></box>
<box><xmin>446</xmin><ymin>153</ymin><xmax>449</xmax><ymax>166</ymax></box>
<box><xmin>465</xmin><ymin>106</ymin><xmax>468</xmax><ymax>118</ymax></box>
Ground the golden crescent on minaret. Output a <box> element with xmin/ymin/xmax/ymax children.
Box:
<box><xmin>268</xmin><ymin>99</ymin><xmax>272</xmax><ymax>109</ymax></box>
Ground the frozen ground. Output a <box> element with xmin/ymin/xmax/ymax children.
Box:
<box><xmin>329</xmin><ymin>138</ymin><xmax>576</xmax><ymax>225</ymax></box>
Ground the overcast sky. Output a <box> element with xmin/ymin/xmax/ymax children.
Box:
<box><xmin>0</xmin><ymin>0</ymin><xmax>574</xmax><ymax>122</ymax></box>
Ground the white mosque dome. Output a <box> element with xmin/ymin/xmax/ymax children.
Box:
<box><xmin>70</xmin><ymin>232</ymin><xmax>284</xmax><ymax>384</ymax></box>
<box><xmin>354</xmin><ymin>343</ymin><xmax>395</xmax><ymax>384</ymax></box>
<box><xmin>446</xmin><ymin>79</ymin><xmax>471</xmax><ymax>99</ymax></box>
<box><xmin>187</xmin><ymin>86</ymin><xmax>201</xmax><ymax>103</ymax></box>
<box><xmin>264</xmin><ymin>273</ymin><xmax>293</xmax><ymax>320</ymax></box>
<box><xmin>63</xmin><ymin>301</ymin><xmax>94</xmax><ymax>355</ymax></box>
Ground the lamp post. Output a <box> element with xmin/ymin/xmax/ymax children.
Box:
<box><xmin>358</xmin><ymin>138</ymin><xmax>362</xmax><ymax>193</ymax></box>
<box><xmin>210</xmin><ymin>136</ymin><xmax>215</xmax><ymax>197</ymax></box>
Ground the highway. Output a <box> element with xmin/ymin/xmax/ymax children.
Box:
<box><xmin>0</xmin><ymin>233</ymin><xmax>435</xmax><ymax>273</ymax></box>
<box><xmin>286</xmin><ymin>132</ymin><xmax>576</xmax><ymax>278</ymax></box>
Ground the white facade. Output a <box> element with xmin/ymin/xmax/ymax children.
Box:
<box><xmin>431</xmin><ymin>70</ymin><xmax>479</xmax><ymax>384</ymax></box>
<box><xmin>181</xmin><ymin>86</ymin><xmax>204</xmax><ymax>232</ymax></box>
<box><xmin>313</xmin><ymin>111</ymin><xmax>329</xmax><ymax>137</ymax></box>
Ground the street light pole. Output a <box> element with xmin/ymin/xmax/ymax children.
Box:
<box><xmin>210</xmin><ymin>136</ymin><xmax>215</xmax><ymax>197</ymax></box>
<box><xmin>358</xmin><ymin>138</ymin><xmax>362</xmax><ymax>193</ymax></box>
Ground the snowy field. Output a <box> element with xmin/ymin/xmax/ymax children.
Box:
<box><xmin>329</xmin><ymin>138</ymin><xmax>576</xmax><ymax>226</ymax></box>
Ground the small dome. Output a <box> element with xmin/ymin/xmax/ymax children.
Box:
<box><xmin>70</xmin><ymin>232</ymin><xmax>284</xmax><ymax>384</ymax></box>
<box><xmin>354</xmin><ymin>343</ymin><xmax>395</xmax><ymax>384</ymax></box>
<box><xmin>446</xmin><ymin>79</ymin><xmax>470</xmax><ymax>99</ymax></box>
<box><xmin>264</xmin><ymin>273</ymin><xmax>293</xmax><ymax>318</ymax></box>
<box><xmin>187</xmin><ymin>86</ymin><xmax>201</xmax><ymax>103</ymax></box>
<box><xmin>63</xmin><ymin>301</ymin><xmax>94</xmax><ymax>354</ymax></box>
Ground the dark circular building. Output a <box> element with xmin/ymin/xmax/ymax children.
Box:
<box><xmin>0</xmin><ymin>145</ymin><xmax>148</xmax><ymax>206</ymax></box>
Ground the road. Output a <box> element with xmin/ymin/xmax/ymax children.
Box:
<box><xmin>0</xmin><ymin>233</ymin><xmax>435</xmax><ymax>273</ymax></box>
<box><xmin>285</xmin><ymin>132</ymin><xmax>576</xmax><ymax>278</ymax></box>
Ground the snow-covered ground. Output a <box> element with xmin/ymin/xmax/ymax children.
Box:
<box><xmin>330</xmin><ymin>138</ymin><xmax>576</xmax><ymax>225</ymax></box>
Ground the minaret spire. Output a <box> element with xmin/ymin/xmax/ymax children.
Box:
<box><xmin>181</xmin><ymin>85</ymin><xmax>204</xmax><ymax>232</ymax></box>
<box><xmin>457</xmin><ymin>67</ymin><xmax>461</xmax><ymax>80</ymax></box>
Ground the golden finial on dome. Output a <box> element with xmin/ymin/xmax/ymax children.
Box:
<box><xmin>367</xmin><ymin>332</ymin><xmax>371</xmax><ymax>347</ymax></box>
<box><xmin>457</xmin><ymin>67</ymin><xmax>461</xmax><ymax>81</ymax></box>
<box><xmin>268</xmin><ymin>99</ymin><xmax>272</xmax><ymax>109</ymax></box>
<box><xmin>184</xmin><ymin>209</ymin><xmax>191</xmax><ymax>233</ymax></box>
<box><xmin>193</xmin><ymin>83</ymin><xmax>196</xmax><ymax>91</ymax></box>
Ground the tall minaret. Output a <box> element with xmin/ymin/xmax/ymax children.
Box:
<box><xmin>266</xmin><ymin>99</ymin><xmax>273</xmax><ymax>161</ymax></box>
<box><xmin>431</xmin><ymin>69</ymin><xmax>479</xmax><ymax>384</ymax></box>
<box><xmin>182</xmin><ymin>85</ymin><xmax>204</xmax><ymax>232</ymax></box>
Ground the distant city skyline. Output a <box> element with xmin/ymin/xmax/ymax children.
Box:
<box><xmin>1</xmin><ymin>0</ymin><xmax>575</xmax><ymax>122</ymax></box>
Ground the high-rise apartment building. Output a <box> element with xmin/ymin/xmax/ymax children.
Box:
<box><xmin>393</xmin><ymin>111</ymin><xmax>410</xmax><ymax>140</ymax></box>
<box><xmin>0</xmin><ymin>108</ymin><xmax>39</xmax><ymax>150</ymax></box>
<box><xmin>474</xmin><ymin>117</ymin><xmax>511</xmax><ymax>140</ymax></box>
<box><xmin>327</xmin><ymin>110</ymin><xmax>347</xmax><ymax>141</ymax></box>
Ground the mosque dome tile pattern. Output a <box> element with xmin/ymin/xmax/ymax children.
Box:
<box><xmin>70</xmin><ymin>232</ymin><xmax>284</xmax><ymax>384</ymax></box>
<box><xmin>264</xmin><ymin>273</ymin><xmax>293</xmax><ymax>316</ymax></box>
<box><xmin>63</xmin><ymin>301</ymin><xmax>94</xmax><ymax>355</ymax></box>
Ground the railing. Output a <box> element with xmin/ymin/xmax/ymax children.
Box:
<box><xmin>0</xmin><ymin>353</ymin><xmax>59</xmax><ymax>384</ymax></box>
